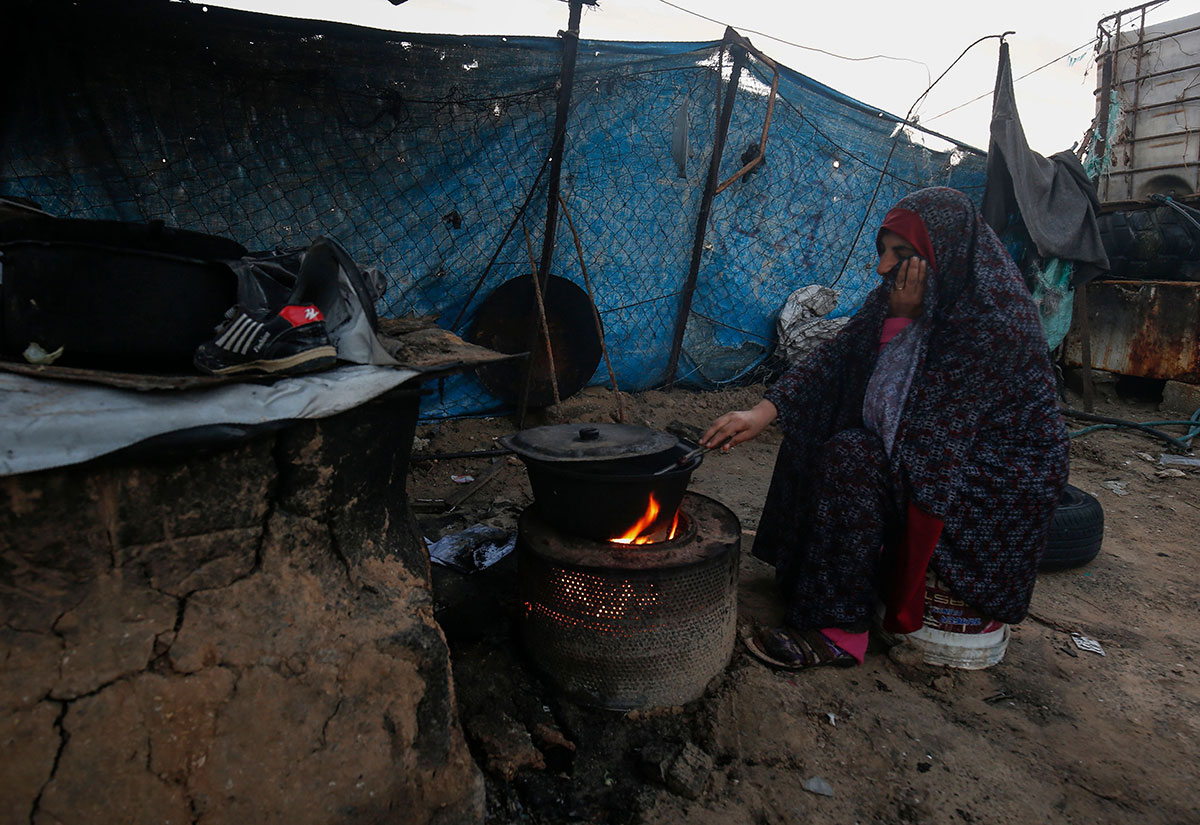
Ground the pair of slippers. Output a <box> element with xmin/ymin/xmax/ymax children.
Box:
<box><xmin>741</xmin><ymin>624</ymin><xmax>857</xmax><ymax>671</ymax></box>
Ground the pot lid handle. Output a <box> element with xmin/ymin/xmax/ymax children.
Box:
<box><xmin>500</xmin><ymin>422</ymin><xmax>679</xmax><ymax>461</ymax></box>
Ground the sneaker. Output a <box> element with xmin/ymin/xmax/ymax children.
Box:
<box><xmin>194</xmin><ymin>304</ymin><xmax>337</xmax><ymax>375</ymax></box>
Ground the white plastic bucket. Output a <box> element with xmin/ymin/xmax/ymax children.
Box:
<box><xmin>875</xmin><ymin>570</ymin><xmax>1009</xmax><ymax>670</ymax></box>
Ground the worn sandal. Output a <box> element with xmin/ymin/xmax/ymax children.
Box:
<box><xmin>742</xmin><ymin>624</ymin><xmax>857</xmax><ymax>671</ymax></box>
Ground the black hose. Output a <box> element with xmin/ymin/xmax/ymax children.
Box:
<box><xmin>1148</xmin><ymin>194</ymin><xmax>1200</xmax><ymax>234</ymax></box>
<box><xmin>1060</xmin><ymin>407</ymin><xmax>1193</xmax><ymax>453</ymax></box>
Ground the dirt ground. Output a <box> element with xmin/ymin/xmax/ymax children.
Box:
<box><xmin>410</xmin><ymin>380</ymin><xmax>1200</xmax><ymax>825</ymax></box>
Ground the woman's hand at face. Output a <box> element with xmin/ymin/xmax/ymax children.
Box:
<box><xmin>701</xmin><ymin>399</ymin><xmax>778</xmax><ymax>450</ymax></box>
<box><xmin>888</xmin><ymin>256</ymin><xmax>927</xmax><ymax>319</ymax></box>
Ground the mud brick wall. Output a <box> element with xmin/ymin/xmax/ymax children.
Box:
<box><xmin>0</xmin><ymin>389</ymin><xmax>483</xmax><ymax>825</ymax></box>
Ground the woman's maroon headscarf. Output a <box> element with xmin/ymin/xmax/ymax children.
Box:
<box><xmin>878</xmin><ymin>207</ymin><xmax>936</xmax><ymax>272</ymax></box>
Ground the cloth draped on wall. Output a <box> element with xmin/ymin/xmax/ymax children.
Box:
<box><xmin>756</xmin><ymin>187</ymin><xmax>1069</xmax><ymax>628</ymax></box>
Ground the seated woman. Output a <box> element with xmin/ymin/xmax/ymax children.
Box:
<box><xmin>702</xmin><ymin>186</ymin><xmax>1068</xmax><ymax>670</ymax></box>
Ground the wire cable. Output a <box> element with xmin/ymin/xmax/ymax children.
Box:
<box><xmin>832</xmin><ymin>32</ymin><xmax>1013</xmax><ymax>286</ymax></box>
<box><xmin>653</xmin><ymin>0</ymin><xmax>932</xmax><ymax>87</ymax></box>
<box><xmin>924</xmin><ymin>38</ymin><xmax>1098</xmax><ymax>125</ymax></box>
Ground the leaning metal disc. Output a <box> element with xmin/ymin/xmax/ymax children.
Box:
<box><xmin>466</xmin><ymin>274</ymin><xmax>602</xmax><ymax>408</ymax></box>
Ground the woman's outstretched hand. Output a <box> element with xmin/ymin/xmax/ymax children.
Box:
<box><xmin>888</xmin><ymin>256</ymin><xmax>927</xmax><ymax>319</ymax></box>
<box><xmin>702</xmin><ymin>399</ymin><xmax>778</xmax><ymax>450</ymax></box>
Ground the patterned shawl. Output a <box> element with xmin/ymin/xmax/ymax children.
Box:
<box><xmin>762</xmin><ymin>187</ymin><xmax>1069</xmax><ymax>622</ymax></box>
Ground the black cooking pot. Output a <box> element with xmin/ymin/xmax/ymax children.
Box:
<box><xmin>500</xmin><ymin>423</ymin><xmax>702</xmax><ymax>542</ymax></box>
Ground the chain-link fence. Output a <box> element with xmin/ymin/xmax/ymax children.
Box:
<box><xmin>2</xmin><ymin>1</ymin><xmax>986</xmax><ymax>418</ymax></box>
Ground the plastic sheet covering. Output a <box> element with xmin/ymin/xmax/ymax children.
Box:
<box><xmin>1</xmin><ymin>1</ymin><xmax>986</xmax><ymax>418</ymax></box>
<box><xmin>1029</xmin><ymin>258</ymin><xmax>1075</xmax><ymax>351</ymax></box>
<box><xmin>775</xmin><ymin>285</ymin><xmax>850</xmax><ymax>365</ymax></box>
<box><xmin>0</xmin><ymin>365</ymin><xmax>418</xmax><ymax>476</ymax></box>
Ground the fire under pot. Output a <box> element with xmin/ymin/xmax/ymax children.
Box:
<box><xmin>518</xmin><ymin>491</ymin><xmax>741</xmax><ymax>711</ymax></box>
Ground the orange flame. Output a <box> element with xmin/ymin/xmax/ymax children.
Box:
<box><xmin>611</xmin><ymin>494</ymin><xmax>660</xmax><ymax>544</ymax></box>
<box><xmin>610</xmin><ymin>494</ymin><xmax>681</xmax><ymax>545</ymax></box>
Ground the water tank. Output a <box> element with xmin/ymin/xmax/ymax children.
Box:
<box><xmin>1096</xmin><ymin>10</ymin><xmax>1200</xmax><ymax>202</ymax></box>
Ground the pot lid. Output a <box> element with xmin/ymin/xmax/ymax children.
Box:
<box><xmin>500</xmin><ymin>423</ymin><xmax>679</xmax><ymax>462</ymax></box>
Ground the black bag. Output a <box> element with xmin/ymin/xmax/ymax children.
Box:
<box><xmin>0</xmin><ymin>212</ymin><xmax>247</xmax><ymax>372</ymax></box>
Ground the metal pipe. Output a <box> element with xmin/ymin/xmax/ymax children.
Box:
<box><xmin>1108</xmin><ymin>160</ymin><xmax>1200</xmax><ymax>173</ymax></box>
<box><xmin>1106</xmin><ymin>158</ymin><xmax>1200</xmax><ymax>196</ymax></box>
<box><xmin>1096</xmin><ymin>31</ymin><xmax>1115</xmax><ymax>201</ymax></box>
<box><xmin>1118</xmin><ymin>93</ymin><xmax>1200</xmax><ymax>114</ymax></box>
<box><xmin>713</xmin><ymin>66</ymin><xmax>776</xmax><ymax>196</ymax></box>
<box><xmin>713</xmin><ymin>29</ymin><xmax>779</xmax><ymax>196</ymax></box>
<box><xmin>1127</xmin><ymin>6</ymin><xmax>1149</xmax><ymax>199</ymax></box>
<box><xmin>1109</xmin><ymin>10</ymin><xmax>1125</xmax><ymax>202</ymax></box>
<box><xmin>1097</xmin><ymin>1</ymin><xmax>1168</xmax><ymax>32</ymax></box>
<box><xmin>514</xmin><ymin>0</ymin><xmax>584</xmax><ymax>427</ymax></box>
<box><xmin>662</xmin><ymin>35</ymin><xmax>746</xmax><ymax>386</ymax></box>
<box><xmin>1109</xmin><ymin>58</ymin><xmax>1200</xmax><ymax>86</ymax></box>
<box><xmin>1101</xmin><ymin>22</ymin><xmax>1200</xmax><ymax>55</ymax></box>
<box><xmin>1113</xmin><ymin>128</ymin><xmax>1200</xmax><ymax>145</ymax></box>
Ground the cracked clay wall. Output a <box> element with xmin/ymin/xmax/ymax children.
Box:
<box><xmin>0</xmin><ymin>390</ymin><xmax>484</xmax><ymax>825</ymax></box>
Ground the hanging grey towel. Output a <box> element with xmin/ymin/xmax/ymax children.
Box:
<box><xmin>982</xmin><ymin>41</ymin><xmax>1109</xmax><ymax>284</ymax></box>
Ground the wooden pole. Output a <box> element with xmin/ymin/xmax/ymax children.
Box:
<box><xmin>514</xmin><ymin>0</ymin><xmax>584</xmax><ymax>427</ymax></box>
<box><xmin>663</xmin><ymin>35</ymin><xmax>745</xmax><ymax>387</ymax></box>
<box><xmin>1076</xmin><ymin>21</ymin><xmax>1113</xmax><ymax>412</ymax></box>
<box><xmin>1074</xmin><ymin>283</ymin><xmax>1096</xmax><ymax>413</ymax></box>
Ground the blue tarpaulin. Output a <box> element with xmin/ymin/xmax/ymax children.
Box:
<box><xmin>2</xmin><ymin>1</ymin><xmax>987</xmax><ymax>417</ymax></box>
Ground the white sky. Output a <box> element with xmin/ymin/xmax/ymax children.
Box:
<box><xmin>206</xmin><ymin>0</ymin><xmax>1190</xmax><ymax>155</ymax></box>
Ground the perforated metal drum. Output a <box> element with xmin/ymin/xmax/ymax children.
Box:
<box><xmin>518</xmin><ymin>492</ymin><xmax>740</xmax><ymax>710</ymax></box>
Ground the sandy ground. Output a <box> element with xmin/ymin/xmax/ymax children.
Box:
<box><xmin>410</xmin><ymin>382</ymin><xmax>1200</xmax><ymax>825</ymax></box>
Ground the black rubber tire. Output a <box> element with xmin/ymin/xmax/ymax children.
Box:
<box><xmin>1040</xmin><ymin>484</ymin><xmax>1104</xmax><ymax>572</ymax></box>
<box><xmin>1096</xmin><ymin>206</ymin><xmax>1200</xmax><ymax>281</ymax></box>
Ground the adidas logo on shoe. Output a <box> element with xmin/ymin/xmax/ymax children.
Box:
<box><xmin>194</xmin><ymin>304</ymin><xmax>337</xmax><ymax>376</ymax></box>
